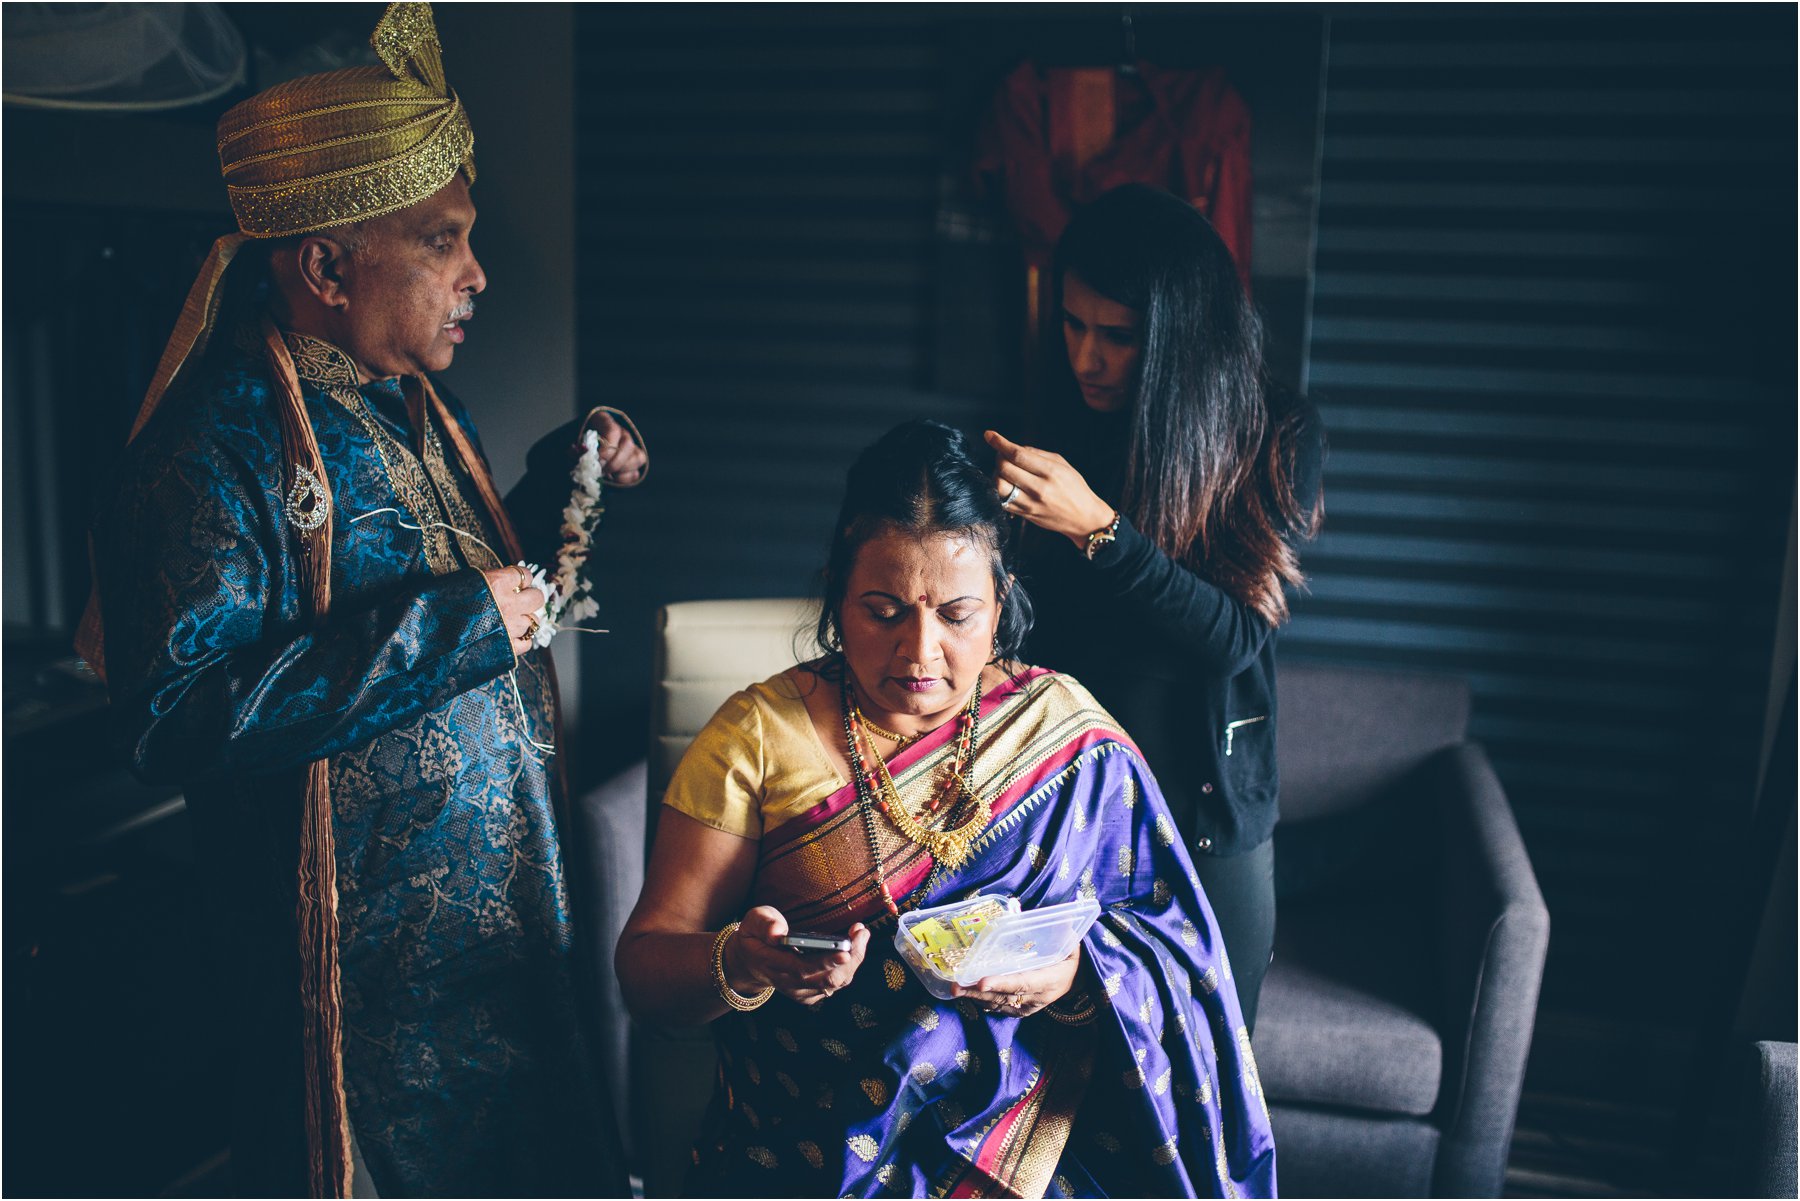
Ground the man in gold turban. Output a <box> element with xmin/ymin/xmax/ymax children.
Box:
<box><xmin>85</xmin><ymin>5</ymin><xmax>637</xmax><ymax>1195</ymax></box>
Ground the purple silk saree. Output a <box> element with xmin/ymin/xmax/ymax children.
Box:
<box><xmin>688</xmin><ymin>669</ymin><xmax>1277</xmax><ymax>1198</ymax></box>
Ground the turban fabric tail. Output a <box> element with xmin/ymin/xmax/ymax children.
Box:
<box><xmin>261</xmin><ymin>320</ymin><xmax>354</xmax><ymax>1199</ymax></box>
<box><xmin>76</xmin><ymin>230</ymin><xmax>247</xmax><ymax>676</ymax></box>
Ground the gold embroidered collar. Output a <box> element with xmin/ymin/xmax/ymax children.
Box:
<box><xmin>273</xmin><ymin>328</ymin><xmax>496</xmax><ymax>578</ymax></box>
<box><xmin>282</xmin><ymin>330</ymin><xmax>363</xmax><ymax>389</ymax></box>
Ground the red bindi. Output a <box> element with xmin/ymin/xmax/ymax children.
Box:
<box><xmin>918</xmin><ymin>594</ymin><xmax>928</xmax><ymax>603</ymax></box>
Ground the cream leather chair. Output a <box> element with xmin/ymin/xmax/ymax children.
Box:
<box><xmin>649</xmin><ymin>598</ymin><xmax>820</xmax><ymax>809</ymax></box>
<box><xmin>633</xmin><ymin>598</ymin><xmax>819</xmax><ymax>1197</ymax></box>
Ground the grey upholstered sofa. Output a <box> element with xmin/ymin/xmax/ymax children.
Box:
<box><xmin>1257</xmin><ymin>662</ymin><xmax>1550</xmax><ymax>1197</ymax></box>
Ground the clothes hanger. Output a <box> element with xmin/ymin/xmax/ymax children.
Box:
<box><xmin>1117</xmin><ymin>8</ymin><xmax>1140</xmax><ymax>76</ymax></box>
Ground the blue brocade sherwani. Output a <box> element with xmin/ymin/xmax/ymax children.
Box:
<box><xmin>95</xmin><ymin>327</ymin><xmax>623</xmax><ymax>1197</ymax></box>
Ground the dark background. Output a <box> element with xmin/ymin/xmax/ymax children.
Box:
<box><xmin>3</xmin><ymin>4</ymin><xmax>1793</xmax><ymax>1196</ymax></box>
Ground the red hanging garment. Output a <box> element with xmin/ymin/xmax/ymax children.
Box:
<box><xmin>974</xmin><ymin>60</ymin><xmax>1253</xmax><ymax>287</ymax></box>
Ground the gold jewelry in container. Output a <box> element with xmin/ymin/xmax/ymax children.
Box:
<box><xmin>712</xmin><ymin>921</ymin><xmax>775</xmax><ymax>1012</ymax></box>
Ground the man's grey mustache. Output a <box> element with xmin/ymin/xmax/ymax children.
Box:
<box><xmin>447</xmin><ymin>300</ymin><xmax>476</xmax><ymax>322</ymax></box>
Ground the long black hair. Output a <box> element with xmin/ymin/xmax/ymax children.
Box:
<box><xmin>814</xmin><ymin>419</ymin><xmax>1033</xmax><ymax>663</ymax></box>
<box><xmin>1053</xmin><ymin>184</ymin><xmax>1319</xmax><ymax>625</ymax></box>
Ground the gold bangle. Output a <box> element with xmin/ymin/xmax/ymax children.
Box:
<box><xmin>712</xmin><ymin>921</ymin><xmax>774</xmax><ymax>1012</ymax></box>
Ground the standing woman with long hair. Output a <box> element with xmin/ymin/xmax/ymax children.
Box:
<box><xmin>986</xmin><ymin>183</ymin><xmax>1323</xmax><ymax>1031</ymax></box>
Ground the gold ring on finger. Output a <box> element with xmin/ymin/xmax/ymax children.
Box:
<box><xmin>522</xmin><ymin>616</ymin><xmax>540</xmax><ymax>642</ymax></box>
<box><xmin>513</xmin><ymin>565</ymin><xmax>531</xmax><ymax>593</ymax></box>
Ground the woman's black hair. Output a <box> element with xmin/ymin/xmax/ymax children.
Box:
<box><xmin>813</xmin><ymin>419</ymin><xmax>1033</xmax><ymax>667</ymax></box>
<box><xmin>1051</xmin><ymin>183</ymin><xmax>1318</xmax><ymax>625</ymax></box>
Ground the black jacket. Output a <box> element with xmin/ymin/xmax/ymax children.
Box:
<box><xmin>1021</xmin><ymin>400</ymin><xmax>1324</xmax><ymax>858</ymax></box>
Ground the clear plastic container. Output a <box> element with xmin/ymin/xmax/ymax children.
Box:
<box><xmin>894</xmin><ymin>894</ymin><xmax>1102</xmax><ymax>1000</ymax></box>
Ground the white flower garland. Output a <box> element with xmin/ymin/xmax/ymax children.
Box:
<box><xmin>520</xmin><ymin>427</ymin><xmax>606</xmax><ymax>648</ymax></box>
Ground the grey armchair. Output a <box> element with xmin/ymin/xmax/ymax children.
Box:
<box><xmin>1255</xmin><ymin>662</ymin><xmax>1550</xmax><ymax>1197</ymax></box>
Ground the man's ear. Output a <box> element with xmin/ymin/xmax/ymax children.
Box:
<box><xmin>293</xmin><ymin>236</ymin><xmax>352</xmax><ymax>309</ymax></box>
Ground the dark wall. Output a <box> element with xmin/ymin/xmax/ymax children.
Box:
<box><xmin>436</xmin><ymin>3</ymin><xmax>590</xmax><ymax>732</ymax></box>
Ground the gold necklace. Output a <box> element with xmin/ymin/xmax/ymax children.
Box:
<box><xmin>852</xmin><ymin>705</ymin><xmax>917</xmax><ymax>747</ymax></box>
<box><xmin>843</xmin><ymin>679</ymin><xmax>991</xmax><ymax>873</ymax></box>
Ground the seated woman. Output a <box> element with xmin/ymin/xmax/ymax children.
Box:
<box><xmin>616</xmin><ymin>420</ymin><xmax>1276</xmax><ymax>1198</ymax></box>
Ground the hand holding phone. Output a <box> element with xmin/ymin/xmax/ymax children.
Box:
<box><xmin>779</xmin><ymin>931</ymin><xmax>853</xmax><ymax>954</ymax></box>
<box><xmin>734</xmin><ymin>907</ymin><xmax>870</xmax><ymax>1007</ymax></box>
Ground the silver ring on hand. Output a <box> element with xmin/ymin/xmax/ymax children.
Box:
<box><xmin>1000</xmin><ymin>482</ymin><xmax>1020</xmax><ymax>509</ymax></box>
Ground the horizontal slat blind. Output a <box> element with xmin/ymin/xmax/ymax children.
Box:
<box><xmin>574</xmin><ymin>7</ymin><xmax>999</xmax><ymax>772</ymax></box>
<box><xmin>1297</xmin><ymin>9</ymin><xmax>1793</xmax><ymax>1192</ymax></box>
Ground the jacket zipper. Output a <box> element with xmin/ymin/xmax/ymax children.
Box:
<box><xmin>1223</xmin><ymin>715</ymin><xmax>1267</xmax><ymax>757</ymax></box>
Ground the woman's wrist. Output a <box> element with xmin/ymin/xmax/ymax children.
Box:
<box><xmin>1064</xmin><ymin>501</ymin><xmax>1120</xmax><ymax>550</ymax></box>
<box><xmin>1045</xmin><ymin>989</ymin><xmax>1097</xmax><ymax>1024</ymax></box>
<box><xmin>1043</xmin><ymin>953</ymin><xmax>1095</xmax><ymax>1023</ymax></box>
<box><xmin>721</xmin><ymin>924</ymin><xmax>764</xmax><ymax>995</ymax></box>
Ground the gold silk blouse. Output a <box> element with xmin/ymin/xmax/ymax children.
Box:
<box><xmin>662</xmin><ymin>669</ymin><xmax>849</xmax><ymax>841</ymax></box>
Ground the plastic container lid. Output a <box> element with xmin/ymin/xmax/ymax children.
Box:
<box><xmin>894</xmin><ymin>893</ymin><xmax>1102</xmax><ymax>1000</ymax></box>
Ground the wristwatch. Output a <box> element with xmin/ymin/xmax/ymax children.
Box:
<box><xmin>1083</xmin><ymin>511</ymin><xmax>1122</xmax><ymax>561</ymax></box>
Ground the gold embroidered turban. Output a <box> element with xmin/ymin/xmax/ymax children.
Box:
<box><xmin>216</xmin><ymin>1</ymin><xmax>475</xmax><ymax>238</ymax></box>
<box><xmin>118</xmin><ymin>1</ymin><xmax>474</xmax><ymax>447</ymax></box>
